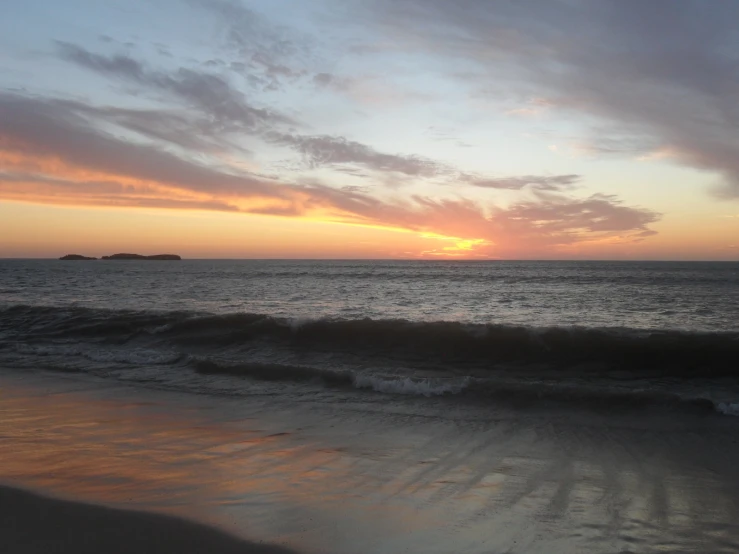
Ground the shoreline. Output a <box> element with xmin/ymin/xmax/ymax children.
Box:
<box><xmin>3</xmin><ymin>370</ymin><xmax>739</xmax><ymax>553</ymax></box>
<box><xmin>0</xmin><ymin>485</ymin><xmax>296</xmax><ymax>554</ymax></box>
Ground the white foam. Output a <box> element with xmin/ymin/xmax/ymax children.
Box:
<box><xmin>716</xmin><ymin>402</ymin><xmax>739</xmax><ymax>417</ymax></box>
<box><xmin>287</xmin><ymin>317</ymin><xmax>313</xmax><ymax>331</ymax></box>
<box><xmin>352</xmin><ymin>375</ymin><xmax>469</xmax><ymax>397</ymax></box>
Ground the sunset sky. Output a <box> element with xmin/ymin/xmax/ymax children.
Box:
<box><xmin>1</xmin><ymin>0</ymin><xmax>738</xmax><ymax>259</ymax></box>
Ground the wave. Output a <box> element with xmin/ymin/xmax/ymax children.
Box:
<box><xmin>192</xmin><ymin>358</ymin><xmax>354</xmax><ymax>385</ymax></box>
<box><xmin>157</xmin><ymin>265</ymin><xmax>739</xmax><ymax>286</ymax></box>
<box><xmin>188</xmin><ymin>358</ymin><xmax>721</xmax><ymax>413</ymax></box>
<box><xmin>717</xmin><ymin>403</ymin><xmax>739</xmax><ymax>416</ymax></box>
<box><xmin>2</xmin><ymin>304</ymin><xmax>739</xmax><ymax>416</ymax></box>
<box><xmin>15</xmin><ymin>343</ymin><xmax>182</xmax><ymax>365</ymax></box>
<box><xmin>186</xmin><ymin>357</ymin><xmax>726</xmax><ymax>414</ymax></box>
<box><xmin>3</xmin><ymin>304</ymin><xmax>737</xmax><ymax>376</ymax></box>
<box><xmin>353</xmin><ymin>374</ymin><xmax>470</xmax><ymax>397</ymax></box>
<box><xmin>192</xmin><ymin>358</ymin><xmax>468</xmax><ymax>397</ymax></box>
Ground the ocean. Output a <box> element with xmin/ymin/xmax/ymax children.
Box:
<box><xmin>4</xmin><ymin>259</ymin><xmax>739</xmax><ymax>553</ymax></box>
<box><xmin>1</xmin><ymin>259</ymin><xmax>739</xmax><ymax>414</ymax></box>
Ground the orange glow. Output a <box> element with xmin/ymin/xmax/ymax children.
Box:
<box><xmin>419</xmin><ymin>233</ymin><xmax>493</xmax><ymax>257</ymax></box>
<box><xmin>0</xmin><ymin>200</ymin><xmax>474</xmax><ymax>259</ymax></box>
<box><xmin>0</xmin><ymin>150</ymin><xmax>145</xmax><ymax>186</ymax></box>
<box><xmin>0</xmin><ymin>146</ymin><xmax>504</xmax><ymax>258</ymax></box>
<box><xmin>0</xmin><ymin>376</ymin><xmax>446</xmax><ymax>550</ymax></box>
<box><xmin>1</xmin><ymin>143</ymin><xmax>737</xmax><ymax>259</ymax></box>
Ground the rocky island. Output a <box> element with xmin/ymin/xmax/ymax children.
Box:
<box><xmin>101</xmin><ymin>253</ymin><xmax>182</xmax><ymax>260</ymax></box>
<box><xmin>60</xmin><ymin>253</ymin><xmax>181</xmax><ymax>260</ymax></box>
<box><xmin>59</xmin><ymin>254</ymin><xmax>97</xmax><ymax>260</ymax></box>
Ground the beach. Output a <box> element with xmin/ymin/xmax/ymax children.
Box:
<box><xmin>0</xmin><ymin>485</ymin><xmax>295</xmax><ymax>554</ymax></box>
<box><xmin>4</xmin><ymin>0</ymin><xmax>739</xmax><ymax>548</ymax></box>
<box><xmin>2</xmin><ymin>260</ymin><xmax>739</xmax><ymax>552</ymax></box>
<box><xmin>3</xmin><ymin>369</ymin><xmax>739</xmax><ymax>553</ymax></box>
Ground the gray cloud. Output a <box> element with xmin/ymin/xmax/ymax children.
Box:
<box><xmin>461</xmin><ymin>173</ymin><xmax>580</xmax><ymax>191</ymax></box>
<box><xmin>0</xmin><ymin>93</ymin><xmax>277</xmax><ymax>198</ymax></box>
<box><xmin>57</xmin><ymin>42</ymin><xmax>580</xmax><ymax>189</ymax></box>
<box><xmin>190</xmin><ymin>0</ymin><xmax>313</xmax><ymax>91</ymax></box>
<box><xmin>312</xmin><ymin>73</ymin><xmax>334</xmax><ymax>87</ymax></box>
<box><xmin>56</xmin><ymin>43</ymin><xmax>451</xmax><ymax>179</ymax></box>
<box><xmin>56</xmin><ymin>42</ymin><xmax>295</xmax><ymax>132</ymax></box>
<box><xmin>360</xmin><ymin>0</ymin><xmax>739</xmax><ymax>197</ymax></box>
<box><xmin>60</xmin><ymin>102</ymin><xmax>239</xmax><ymax>153</ymax></box>
<box><xmin>270</xmin><ymin>133</ymin><xmax>444</xmax><ymax>177</ymax></box>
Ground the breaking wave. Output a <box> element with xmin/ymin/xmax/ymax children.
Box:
<box><xmin>2</xmin><ymin>305</ymin><xmax>739</xmax><ymax>415</ymax></box>
<box><xmin>352</xmin><ymin>375</ymin><xmax>471</xmax><ymax>397</ymax></box>
<box><xmin>3</xmin><ymin>304</ymin><xmax>738</xmax><ymax>375</ymax></box>
<box><xmin>15</xmin><ymin>343</ymin><xmax>182</xmax><ymax>365</ymax></box>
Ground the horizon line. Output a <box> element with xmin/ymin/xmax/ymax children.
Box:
<box><xmin>1</xmin><ymin>257</ymin><xmax>737</xmax><ymax>263</ymax></box>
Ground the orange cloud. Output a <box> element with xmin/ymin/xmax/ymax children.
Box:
<box><xmin>0</xmin><ymin>92</ymin><xmax>661</xmax><ymax>258</ymax></box>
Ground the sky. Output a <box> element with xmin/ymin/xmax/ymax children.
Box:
<box><xmin>1</xmin><ymin>0</ymin><xmax>738</xmax><ymax>259</ymax></box>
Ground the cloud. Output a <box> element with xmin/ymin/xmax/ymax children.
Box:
<box><xmin>0</xmin><ymin>93</ymin><xmax>280</xmax><ymax>199</ymax></box>
<box><xmin>312</xmin><ymin>73</ymin><xmax>334</xmax><ymax>87</ymax></box>
<box><xmin>57</xmin><ymin>43</ymin><xmax>446</xmax><ymax>179</ymax></box>
<box><xmin>461</xmin><ymin>173</ymin><xmax>580</xmax><ymax>191</ymax></box>
<box><xmin>0</xmin><ymin>91</ymin><xmax>659</xmax><ymax>256</ymax></box>
<box><xmin>359</xmin><ymin>0</ymin><xmax>739</xmax><ymax>197</ymax></box>
<box><xmin>491</xmin><ymin>192</ymin><xmax>659</xmax><ymax>245</ymax></box>
<box><xmin>0</xmin><ymin>170</ymin><xmax>241</xmax><ymax>212</ymax></box>
<box><xmin>58</xmin><ymin>101</ymin><xmax>239</xmax><ymax>153</ymax></box>
<box><xmin>190</xmin><ymin>0</ymin><xmax>314</xmax><ymax>91</ymax></box>
<box><xmin>270</xmin><ymin>133</ymin><xmax>444</xmax><ymax>177</ymax></box>
<box><xmin>56</xmin><ymin>42</ymin><xmax>543</xmax><ymax>189</ymax></box>
<box><xmin>360</xmin><ymin>193</ymin><xmax>659</xmax><ymax>252</ymax></box>
<box><xmin>505</xmin><ymin>97</ymin><xmax>553</xmax><ymax>117</ymax></box>
<box><xmin>56</xmin><ymin>42</ymin><xmax>295</xmax><ymax>132</ymax></box>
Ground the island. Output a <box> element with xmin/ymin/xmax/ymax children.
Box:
<box><xmin>59</xmin><ymin>253</ymin><xmax>181</xmax><ymax>260</ymax></box>
<box><xmin>59</xmin><ymin>254</ymin><xmax>97</xmax><ymax>260</ymax></box>
<box><xmin>101</xmin><ymin>253</ymin><xmax>181</xmax><ymax>260</ymax></box>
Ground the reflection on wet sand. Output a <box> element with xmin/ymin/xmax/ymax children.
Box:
<box><xmin>2</xmin><ymin>371</ymin><xmax>739</xmax><ymax>553</ymax></box>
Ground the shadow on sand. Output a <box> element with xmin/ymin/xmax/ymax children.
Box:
<box><xmin>0</xmin><ymin>485</ymin><xmax>298</xmax><ymax>554</ymax></box>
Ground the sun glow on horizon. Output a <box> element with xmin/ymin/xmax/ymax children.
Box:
<box><xmin>418</xmin><ymin>233</ymin><xmax>493</xmax><ymax>257</ymax></box>
<box><xmin>1</xmin><ymin>1</ymin><xmax>739</xmax><ymax>259</ymax></box>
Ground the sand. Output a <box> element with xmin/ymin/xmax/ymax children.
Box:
<box><xmin>0</xmin><ymin>485</ymin><xmax>295</xmax><ymax>554</ymax></box>
<box><xmin>2</xmin><ymin>370</ymin><xmax>739</xmax><ymax>553</ymax></box>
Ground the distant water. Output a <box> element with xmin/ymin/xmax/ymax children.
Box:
<box><xmin>2</xmin><ymin>259</ymin><xmax>739</xmax><ymax>414</ymax></box>
<box><xmin>2</xmin><ymin>259</ymin><xmax>738</xmax><ymax>329</ymax></box>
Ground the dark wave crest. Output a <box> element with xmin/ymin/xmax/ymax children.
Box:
<box><xmin>189</xmin><ymin>358</ymin><xmax>718</xmax><ymax>414</ymax></box>
<box><xmin>2</xmin><ymin>305</ymin><xmax>739</xmax><ymax>415</ymax></box>
<box><xmin>192</xmin><ymin>359</ymin><xmax>354</xmax><ymax>386</ymax></box>
<box><xmin>2</xmin><ymin>304</ymin><xmax>739</xmax><ymax>376</ymax></box>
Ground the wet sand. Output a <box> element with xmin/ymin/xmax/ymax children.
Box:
<box><xmin>0</xmin><ymin>485</ymin><xmax>296</xmax><ymax>554</ymax></box>
<box><xmin>2</xmin><ymin>369</ymin><xmax>739</xmax><ymax>553</ymax></box>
